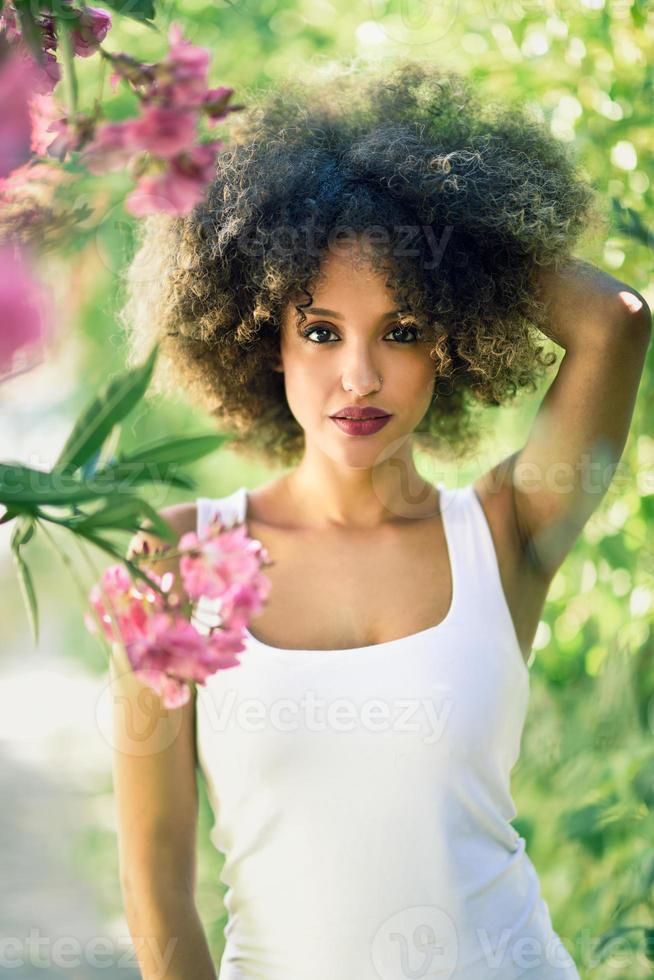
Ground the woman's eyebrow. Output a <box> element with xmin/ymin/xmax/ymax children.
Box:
<box><xmin>298</xmin><ymin>307</ymin><xmax>400</xmax><ymax>320</ymax></box>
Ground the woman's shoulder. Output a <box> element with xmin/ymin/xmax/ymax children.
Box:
<box><xmin>161</xmin><ymin>501</ymin><xmax>199</xmax><ymax>534</ymax></box>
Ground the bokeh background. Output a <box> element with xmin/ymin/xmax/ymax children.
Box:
<box><xmin>1</xmin><ymin>0</ymin><xmax>653</xmax><ymax>976</ymax></box>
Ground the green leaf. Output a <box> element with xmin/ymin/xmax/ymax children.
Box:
<box><xmin>98</xmin><ymin>423</ymin><xmax>123</xmax><ymax>469</ymax></box>
<box><xmin>95</xmin><ymin>463</ymin><xmax>197</xmax><ymax>491</ymax></box>
<box><xmin>97</xmin><ymin>0</ymin><xmax>157</xmax><ymax>24</ymax></box>
<box><xmin>0</xmin><ymin>463</ymin><xmax>126</xmax><ymax>506</ymax></box>
<box><xmin>645</xmin><ymin>928</ymin><xmax>654</xmax><ymax>963</ymax></box>
<box><xmin>10</xmin><ymin>515</ymin><xmax>36</xmax><ymax>549</ymax></box>
<box><xmin>114</xmin><ymin>433</ymin><xmax>229</xmax><ymax>468</ymax></box>
<box><xmin>131</xmin><ymin>498</ymin><xmax>177</xmax><ymax>542</ymax></box>
<box><xmin>12</xmin><ymin>548</ymin><xmax>39</xmax><ymax>644</ymax></box>
<box><xmin>631</xmin><ymin>756</ymin><xmax>654</xmax><ymax>809</ymax></box>
<box><xmin>13</xmin><ymin>1</ymin><xmax>45</xmax><ymax>64</ymax></box>
<box><xmin>94</xmin><ymin>432</ymin><xmax>229</xmax><ymax>488</ymax></box>
<box><xmin>610</xmin><ymin>197</ymin><xmax>653</xmax><ymax>249</ymax></box>
<box><xmin>70</xmin><ymin>496</ymin><xmax>177</xmax><ymax>542</ymax></box>
<box><xmin>53</xmin><ymin>344</ymin><xmax>158</xmax><ymax>476</ymax></box>
<box><xmin>69</xmin><ymin>497</ymin><xmax>154</xmax><ymax>533</ymax></box>
<box><xmin>0</xmin><ymin>505</ymin><xmax>20</xmax><ymax>526</ymax></box>
<box><xmin>594</xmin><ymin>925</ymin><xmax>648</xmax><ymax>963</ymax></box>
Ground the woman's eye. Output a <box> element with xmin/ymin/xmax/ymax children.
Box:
<box><xmin>301</xmin><ymin>324</ymin><xmax>421</xmax><ymax>344</ymax></box>
<box><xmin>301</xmin><ymin>326</ymin><xmax>337</xmax><ymax>343</ymax></box>
<box><xmin>386</xmin><ymin>325</ymin><xmax>421</xmax><ymax>343</ymax></box>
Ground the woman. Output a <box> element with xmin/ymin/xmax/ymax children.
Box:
<box><xmin>112</xmin><ymin>60</ymin><xmax>651</xmax><ymax>979</ymax></box>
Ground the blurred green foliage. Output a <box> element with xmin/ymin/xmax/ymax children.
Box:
<box><xmin>7</xmin><ymin>0</ymin><xmax>654</xmax><ymax>975</ymax></box>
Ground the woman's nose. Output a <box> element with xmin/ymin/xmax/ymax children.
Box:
<box><xmin>342</xmin><ymin>370</ymin><xmax>382</xmax><ymax>395</ymax></box>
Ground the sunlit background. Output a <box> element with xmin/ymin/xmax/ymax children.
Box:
<box><xmin>1</xmin><ymin>0</ymin><xmax>653</xmax><ymax>975</ymax></box>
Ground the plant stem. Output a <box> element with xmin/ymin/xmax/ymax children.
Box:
<box><xmin>95</xmin><ymin>50</ymin><xmax>107</xmax><ymax>108</ymax></box>
<box><xmin>38</xmin><ymin>519</ymin><xmax>111</xmax><ymax>664</ymax></box>
<box><xmin>72</xmin><ymin>534</ymin><xmax>132</xmax><ymax>675</ymax></box>
<box><xmin>57</xmin><ymin>15</ymin><xmax>79</xmax><ymax>117</ymax></box>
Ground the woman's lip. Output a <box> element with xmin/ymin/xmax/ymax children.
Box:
<box><xmin>330</xmin><ymin>416</ymin><xmax>392</xmax><ymax>435</ymax></box>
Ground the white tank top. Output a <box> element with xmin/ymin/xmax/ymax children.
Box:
<box><xmin>192</xmin><ymin>482</ymin><xmax>580</xmax><ymax>980</ymax></box>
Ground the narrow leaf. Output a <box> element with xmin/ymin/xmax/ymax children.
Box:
<box><xmin>114</xmin><ymin>432</ymin><xmax>229</xmax><ymax>467</ymax></box>
<box><xmin>71</xmin><ymin>496</ymin><xmax>177</xmax><ymax>542</ymax></box>
<box><xmin>95</xmin><ymin>423</ymin><xmax>123</xmax><ymax>472</ymax></box>
<box><xmin>13</xmin><ymin>1</ymin><xmax>44</xmax><ymax>64</ymax></box>
<box><xmin>12</xmin><ymin>548</ymin><xmax>39</xmax><ymax>644</ymax></box>
<box><xmin>93</xmin><ymin>460</ymin><xmax>197</xmax><ymax>490</ymax></box>
<box><xmin>69</xmin><ymin>497</ymin><xmax>152</xmax><ymax>533</ymax></box>
<box><xmin>10</xmin><ymin>515</ymin><xmax>35</xmax><ymax>549</ymax></box>
<box><xmin>0</xmin><ymin>463</ymin><xmax>127</xmax><ymax>505</ymax></box>
<box><xmin>53</xmin><ymin>344</ymin><xmax>158</xmax><ymax>475</ymax></box>
<box><xmin>133</xmin><ymin>498</ymin><xmax>178</xmax><ymax>542</ymax></box>
<box><xmin>96</xmin><ymin>0</ymin><xmax>156</xmax><ymax>24</ymax></box>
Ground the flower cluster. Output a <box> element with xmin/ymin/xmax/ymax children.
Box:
<box><xmin>85</xmin><ymin>516</ymin><xmax>272</xmax><ymax>709</ymax></box>
<box><xmin>81</xmin><ymin>23</ymin><xmax>241</xmax><ymax>215</ymax></box>
<box><xmin>0</xmin><ymin>3</ymin><xmax>62</xmax><ymax>97</ymax></box>
<box><xmin>0</xmin><ymin>4</ymin><xmax>242</xmax><ymax>217</ymax></box>
<box><xmin>1</xmin><ymin>0</ymin><xmax>111</xmax><ymax>67</ymax></box>
<box><xmin>0</xmin><ymin>241</ymin><xmax>53</xmax><ymax>380</ymax></box>
<box><xmin>41</xmin><ymin>3</ymin><xmax>112</xmax><ymax>59</ymax></box>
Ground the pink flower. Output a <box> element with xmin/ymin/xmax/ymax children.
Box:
<box><xmin>0</xmin><ymin>6</ymin><xmax>62</xmax><ymax>95</ymax></box>
<box><xmin>28</xmin><ymin>92</ymin><xmax>71</xmax><ymax>160</ymax></box>
<box><xmin>37</xmin><ymin>4</ymin><xmax>111</xmax><ymax>58</ymax></box>
<box><xmin>218</xmin><ymin>576</ymin><xmax>272</xmax><ymax>631</ymax></box>
<box><xmin>155</xmin><ymin>22</ymin><xmax>211</xmax><ymax>107</ymax></box>
<box><xmin>131</xmin><ymin>617</ymin><xmax>245</xmax><ymax>708</ymax></box>
<box><xmin>0</xmin><ymin>4</ymin><xmax>20</xmax><ymax>42</ymax></box>
<box><xmin>71</xmin><ymin>21</ymin><xmax>240</xmax><ymax>215</ymax></box>
<box><xmin>70</xmin><ymin>6</ymin><xmax>112</xmax><ymax>57</ymax></box>
<box><xmin>83</xmin><ymin>517</ymin><xmax>271</xmax><ymax>708</ymax></box>
<box><xmin>205</xmin><ymin>626</ymin><xmax>247</xmax><ymax>668</ymax></box>
<box><xmin>85</xmin><ymin>563</ymin><xmax>165</xmax><ymax>644</ymax></box>
<box><xmin>33</xmin><ymin>49</ymin><xmax>61</xmax><ymax>94</ymax></box>
<box><xmin>177</xmin><ymin>518</ymin><xmax>271</xmax><ymax>631</ymax></box>
<box><xmin>127</xmin><ymin>104</ymin><xmax>198</xmax><ymax>158</ymax></box>
<box><xmin>0</xmin><ymin>54</ymin><xmax>36</xmax><ymax>178</ymax></box>
<box><xmin>126</xmin><ymin>611</ymin><xmax>237</xmax><ymax>708</ymax></box>
<box><xmin>38</xmin><ymin>13</ymin><xmax>58</xmax><ymax>53</ymax></box>
<box><xmin>0</xmin><ymin>242</ymin><xmax>53</xmax><ymax>382</ymax></box>
<box><xmin>178</xmin><ymin>520</ymin><xmax>269</xmax><ymax>601</ymax></box>
<box><xmin>126</xmin><ymin>140</ymin><xmax>222</xmax><ymax>216</ymax></box>
<box><xmin>81</xmin><ymin>120</ymin><xmax>142</xmax><ymax>174</ymax></box>
<box><xmin>0</xmin><ymin>159</ymin><xmax>67</xmax><ymax>205</ymax></box>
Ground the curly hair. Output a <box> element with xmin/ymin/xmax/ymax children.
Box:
<box><xmin>120</xmin><ymin>58</ymin><xmax>606</xmax><ymax>469</ymax></box>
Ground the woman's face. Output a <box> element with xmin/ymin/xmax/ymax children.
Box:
<box><xmin>273</xmin><ymin>242</ymin><xmax>437</xmax><ymax>466</ymax></box>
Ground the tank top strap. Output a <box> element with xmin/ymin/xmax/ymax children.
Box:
<box><xmin>438</xmin><ymin>480</ymin><xmax>525</xmax><ymax>667</ymax></box>
<box><xmin>196</xmin><ymin>487</ymin><xmax>247</xmax><ymax>538</ymax></box>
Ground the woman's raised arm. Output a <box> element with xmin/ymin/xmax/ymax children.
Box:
<box><xmin>110</xmin><ymin>502</ymin><xmax>217</xmax><ymax>980</ymax></box>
